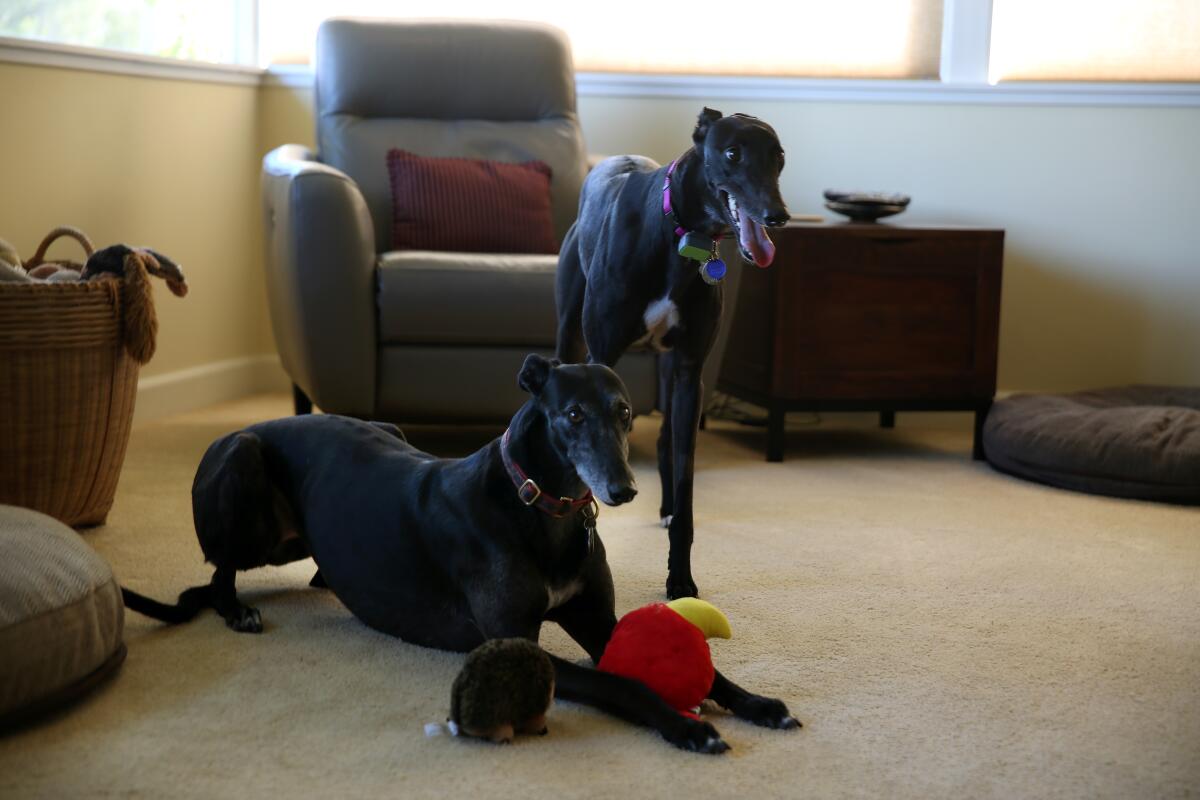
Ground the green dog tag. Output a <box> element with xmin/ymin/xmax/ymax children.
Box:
<box><xmin>677</xmin><ymin>231</ymin><xmax>714</xmax><ymax>262</ymax></box>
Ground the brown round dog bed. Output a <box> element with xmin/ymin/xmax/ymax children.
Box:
<box><xmin>0</xmin><ymin>505</ymin><xmax>125</xmax><ymax>730</ymax></box>
<box><xmin>982</xmin><ymin>385</ymin><xmax>1200</xmax><ymax>504</ymax></box>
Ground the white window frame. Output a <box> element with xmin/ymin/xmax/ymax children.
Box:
<box><xmin>1</xmin><ymin>0</ymin><xmax>1198</xmax><ymax>107</ymax></box>
<box><xmin>0</xmin><ymin>34</ymin><xmax>261</xmax><ymax>85</ymax></box>
<box><xmin>0</xmin><ymin>0</ymin><xmax>261</xmax><ymax>84</ymax></box>
<box><xmin>941</xmin><ymin>0</ymin><xmax>993</xmax><ymax>85</ymax></box>
<box><xmin>572</xmin><ymin>0</ymin><xmax>1197</xmax><ymax>107</ymax></box>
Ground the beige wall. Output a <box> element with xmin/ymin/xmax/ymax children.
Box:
<box><xmin>575</xmin><ymin>97</ymin><xmax>1200</xmax><ymax>392</ymax></box>
<box><xmin>261</xmin><ymin>83</ymin><xmax>1200</xmax><ymax>393</ymax></box>
<box><xmin>5</xmin><ymin>61</ymin><xmax>1195</xmax><ymax>400</ymax></box>
<box><xmin>0</xmin><ymin>62</ymin><xmax>274</xmax><ymax>382</ymax></box>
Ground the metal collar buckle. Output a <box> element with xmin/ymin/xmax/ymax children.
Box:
<box><xmin>518</xmin><ymin>478</ymin><xmax>542</xmax><ymax>506</ymax></box>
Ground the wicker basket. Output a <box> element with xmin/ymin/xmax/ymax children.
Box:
<box><xmin>0</xmin><ymin>227</ymin><xmax>162</xmax><ymax>527</ymax></box>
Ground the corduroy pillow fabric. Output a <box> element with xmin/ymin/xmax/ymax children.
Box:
<box><xmin>983</xmin><ymin>385</ymin><xmax>1200</xmax><ymax>504</ymax></box>
<box><xmin>0</xmin><ymin>505</ymin><xmax>125</xmax><ymax>729</ymax></box>
<box><xmin>387</xmin><ymin>149</ymin><xmax>558</xmax><ymax>254</ymax></box>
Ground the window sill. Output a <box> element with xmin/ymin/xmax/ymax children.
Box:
<box><xmin>575</xmin><ymin>72</ymin><xmax>1200</xmax><ymax>107</ymax></box>
<box><xmin>265</xmin><ymin>65</ymin><xmax>1200</xmax><ymax>108</ymax></box>
<box><xmin>3</xmin><ymin>38</ymin><xmax>1197</xmax><ymax>108</ymax></box>
<box><xmin>0</xmin><ymin>35</ymin><xmax>261</xmax><ymax>86</ymax></box>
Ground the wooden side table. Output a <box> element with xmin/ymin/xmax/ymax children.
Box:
<box><xmin>717</xmin><ymin>222</ymin><xmax>1004</xmax><ymax>461</ymax></box>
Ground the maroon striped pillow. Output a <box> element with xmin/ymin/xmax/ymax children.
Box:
<box><xmin>387</xmin><ymin>149</ymin><xmax>558</xmax><ymax>254</ymax></box>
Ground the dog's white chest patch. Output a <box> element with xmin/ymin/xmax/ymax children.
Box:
<box><xmin>546</xmin><ymin>579</ymin><xmax>583</xmax><ymax>612</ymax></box>
<box><xmin>636</xmin><ymin>297</ymin><xmax>679</xmax><ymax>352</ymax></box>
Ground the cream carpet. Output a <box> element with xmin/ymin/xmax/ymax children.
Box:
<box><xmin>2</xmin><ymin>395</ymin><xmax>1198</xmax><ymax>799</ymax></box>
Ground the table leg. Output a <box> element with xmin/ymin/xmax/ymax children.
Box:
<box><xmin>973</xmin><ymin>400</ymin><xmax>992</xmax><ymax>460</ymax></box>
<box><xmin>767</xmin><ymin>406</ymin><xmax>785</xmax><ymax>462</ymax></box>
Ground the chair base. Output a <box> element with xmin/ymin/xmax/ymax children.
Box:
<box><xmin>293</xmin><ymin>384</ymin><xmax>313</xmax><ymax>416</ymax></box>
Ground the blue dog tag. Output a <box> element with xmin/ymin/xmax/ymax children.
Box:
<box><xmin>699</xmin><ymin>258</ymin><xmax>726</xmax><ymax>285</ymax></box>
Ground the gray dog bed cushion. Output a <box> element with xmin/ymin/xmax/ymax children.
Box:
<box><xmin>0</xmin><ymin>505</ymin><xmax>125</xmax><ymax>728</ymax></box>
<box><xmin>983</xmin><ymin>385</ymin><xmax>1200</xmax><ymax>504</ymax></box>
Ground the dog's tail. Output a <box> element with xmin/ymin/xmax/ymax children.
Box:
<box><xmin>121</xmin><ymin>585</ymin><xmax>210</xmax><ymax>624</ymax></box>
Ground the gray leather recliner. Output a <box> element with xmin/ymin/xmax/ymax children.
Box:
<box><xmin>261</xmin><ymin>18</ymin><xmax>658</xmax><ymax>422</ymax></box>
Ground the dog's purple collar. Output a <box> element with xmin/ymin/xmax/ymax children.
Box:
<box><xmin>662</xmin><ymin>160</ymin><xmax>686</xmax><ymax>237</ymax></box>
<box><xmin>662</xmin><ymin>158</ymin><xmax>724</xmax><ymax>243</ymax></box>
<box><xmin>500</xmin><ymin>428</ymin><xmax>597</xmax><ymax>519</ymax></box>
<box><xmin>663</xmin><ymin>158</ymin><xmax>728</xmax><ymax>283</ymax></box>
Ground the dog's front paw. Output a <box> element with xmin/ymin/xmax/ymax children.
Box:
<box><xmin>733</xmin><ymin>694</ymin><xmax>801</xmax><ymax>730</ymax></box>
<box><xmin>663</xmin><ymin>716</ymin><xmax>730</xmax><ymax>755</ymax></box>
<box><xmin>666</xmin><ymin>572</ymin><xmax>698</xmax><ymax>600</ymax></box>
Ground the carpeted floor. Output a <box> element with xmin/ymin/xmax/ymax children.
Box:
<box><xmin>2</xmin><ymin>395</ymin><xmax>1198</xmax><ymax>799</ymax></box>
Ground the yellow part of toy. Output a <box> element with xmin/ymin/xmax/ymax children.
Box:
<box><xmin>666</xmin><ymin>597</ymin><xmax>732</xmax><ymax>640</ymax></box>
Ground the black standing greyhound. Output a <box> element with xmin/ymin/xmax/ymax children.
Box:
<box><xmin>122</xmin><ymin>355</ymin><xmax>798</xmax><ymax>753</ymax></box>
<box><xmin>555</xmin><ymin>108</ymin><xmax>789</xmax><ymax>599</ymax></box>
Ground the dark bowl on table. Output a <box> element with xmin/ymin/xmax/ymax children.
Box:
<box><xmin>823</xmin><ymin>190</ymin><xmax>911</xmax><ymax>222</ymax></box>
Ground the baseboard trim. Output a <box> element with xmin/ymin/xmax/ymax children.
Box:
<box><xmin>134</xmin><ymin>355</ymin><xmax>289</xmax><ymax>426</ymax></box>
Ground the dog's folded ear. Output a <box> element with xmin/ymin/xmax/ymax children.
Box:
<box><xmin>518</xmin><ymin>353</ymin><xmax>560</xmax><ymax>396</ymax></box>
<box><xmin>693</xmin><ymin>107</ymin><xmax>723</xmax><ymax>146</ymax></box>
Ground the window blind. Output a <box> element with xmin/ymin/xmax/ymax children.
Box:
<box><xmin>258</xmin><ymin>0</ymin><xmax>945</xmax><ymax>79</ymax></box>
<box><xmin>990</xmin><ymin>0</ymin><xmax>1200</xmax><ymax>82</ymax></box>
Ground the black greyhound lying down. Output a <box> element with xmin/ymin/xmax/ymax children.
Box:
<box><xmin>123</xmin><ymin>355</ymin><xmax>798</xmax><ymax>753</ymax></box>
<box><xmin>555</xmin><ymin>107</ymin><xmax>790</xmax><ymax>600</ymax></box>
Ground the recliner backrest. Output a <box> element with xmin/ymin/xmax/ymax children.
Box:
<box><xmin>315</xmin><ymin>18</ymin><xmax>587</xmax><ymax>253</ymax></box>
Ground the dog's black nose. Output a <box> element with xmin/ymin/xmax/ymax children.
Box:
<box><xmin>609</xmin><ymin>484</ymin><xmax>638</xmax><ymax>504</ymax></box>
<box><xmin>764</xmin><ymin>209</ymin><xmax>790</xmax><ymax>227</ymax></box>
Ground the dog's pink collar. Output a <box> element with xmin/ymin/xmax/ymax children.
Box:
<box><xmin>500</xmin><ymin>428</ymin><xmax>597</xmax><ymax>519</ymax></box>
<box><xmin>662</xmin><ymin>158</ymin><xmax>724</xmax><ymax>242</ymax></box>
<box><xmin>662</xmin><ymin>160</ymin><xmax>682</xmax><ymax>234</ymax></box>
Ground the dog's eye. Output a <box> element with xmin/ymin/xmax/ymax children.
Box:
<box><xmin>566</xmin><ymin>407</ymin><xmax>584</xmax><ymax>424</ymax></box>
<box><xmin>617</xmin><ymin>404</ymin><xmax>631</xmax><ymax>423</ymax></box>
<box><xmin>724</xmin><ymin>146</ymin><xmax>741</xmax><ymax>164</ymax></box>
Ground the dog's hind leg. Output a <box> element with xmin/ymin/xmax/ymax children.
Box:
<box><xmin>209</xmin><ymin>566</ymin><xmax>263</xmax><ymax>633</ymax></box>
<box><xmin>192</xmin><ymin>431</ymin><xmax>293</xmax><ymax>633</ymax></box>
<box><xmin>554</xmin><ymin>223</ymin><xmax>588</xmax><ymax>364</ymax></box>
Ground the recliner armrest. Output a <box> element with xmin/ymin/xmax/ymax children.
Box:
<box><xmin>262</xmin><ymin>145</ymin><xmax>378</xmax><ymax>416</ymax></box>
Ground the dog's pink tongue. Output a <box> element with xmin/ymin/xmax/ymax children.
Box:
<box><xmin>738</xmin><ymin>207</ymin><xmax>776</xmax><ymax>268</ymax></box>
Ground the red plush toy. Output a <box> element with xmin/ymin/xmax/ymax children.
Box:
<box><xmin>598</xmin><ymin>598</ymin><xmax>732</xmax><ymax>717</ymax></box>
